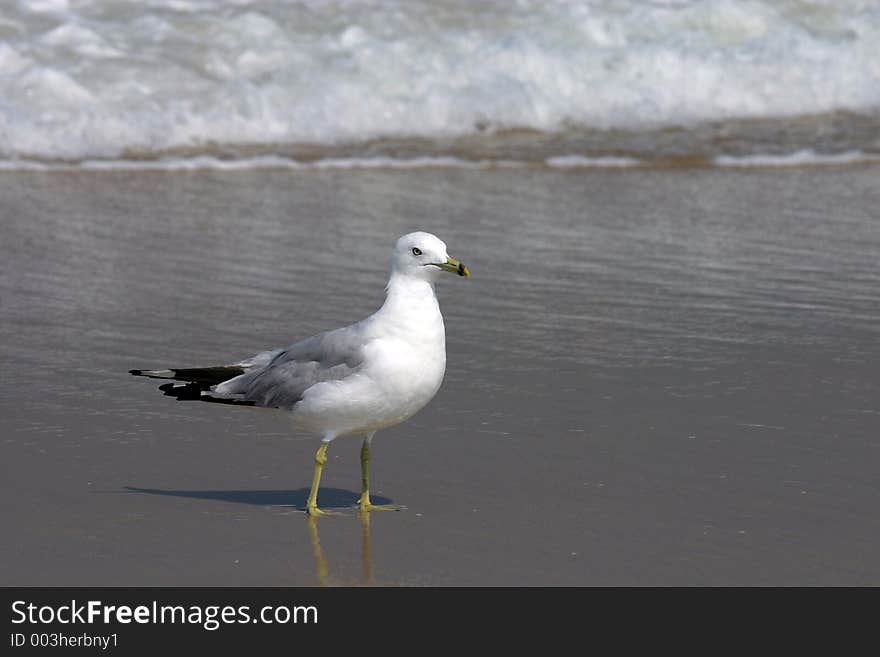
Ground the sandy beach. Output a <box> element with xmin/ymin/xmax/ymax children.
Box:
<box><xmin>1</xmin><ymin>164</ymin><xmax>878</xmax><ymax>585</ymax></box>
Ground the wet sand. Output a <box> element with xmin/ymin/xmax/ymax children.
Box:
<box><xmin>1</xmin><ymin>165</ymin><xmax>879</xmax><ymax>585</ymax></box>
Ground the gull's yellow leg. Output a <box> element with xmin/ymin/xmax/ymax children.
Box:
<box><xmin>357</xmin><ymin>433</ymin><xmax>402</xmax><ymax>512</ymax></box>
<box><xmin>306</xmin><ymin>441</ymin><xmax>341</xmax><ymax>517</ymax></box>
<box><xmin>357</xmin><ymin>437</ymin><xmax>371</xmax><ymax>508</ymax></box>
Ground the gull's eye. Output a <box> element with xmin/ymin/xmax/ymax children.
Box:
<box><xmin>412</xmin><ymin>247</ymin><xmax>422</xmax><ymax>256</ymax></box>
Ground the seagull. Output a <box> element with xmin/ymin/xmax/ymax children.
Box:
<box><xmin>130</xmin><ymin>232</ymin><xmax>470</xmax><ymax>516</ymax></box>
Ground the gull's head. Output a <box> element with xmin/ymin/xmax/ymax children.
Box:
<box><xmin>390</xmin><ymin>231</ymin><xmax>470</xmax><ymax>281</ymax></box>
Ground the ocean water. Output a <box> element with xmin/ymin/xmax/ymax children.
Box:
<box><xmin>1</xmin><ymin>0</ymin><xmax>879</xmax><ymax>168</ymax></box>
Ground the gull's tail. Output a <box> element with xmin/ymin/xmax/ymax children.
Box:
<box><xmin>129</xmin><ymin>366</ymin><xmax>256</xmax><ymax>406</ymax></box>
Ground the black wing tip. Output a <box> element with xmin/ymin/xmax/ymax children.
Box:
<box><xmin>131</xmin><ymin>366</ymin><xmax>245</xmax><ymax>385</ymax></box>
<box><xmin>130</xmin><ymin>368</ymin><xmax>167</xmax><ymax>377</ymax></box>
<box><xmin>159</xmin><ymin>381</ymin><xmax>196</xmax><ymax>396</ymax></box>
<box><xmin>159</xmin><ymin>381</ymin><xmax>256</xmax><ymax>406</ymax></box>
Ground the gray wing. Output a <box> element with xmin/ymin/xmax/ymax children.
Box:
<box><xmin>213</xmin><ymin>326</ymin><xmax>366</xmax><ymax>409</ymax></box>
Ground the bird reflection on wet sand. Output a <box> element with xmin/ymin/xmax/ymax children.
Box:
<box><xmin>124</xmin><ymin>485</ymin><xmax>381</xmax><ymax>585</ymax></box>
<box><xmin>307</xmin><ymin>512</ymin><xmax>374</xmax><ymax>586</ymax></box>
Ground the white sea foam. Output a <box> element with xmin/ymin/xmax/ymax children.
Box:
<box><xmin>0</xmin><ymin>0</ymin><xmax>879</xmax><ymax>164</ymax></box>
<box><xmin>545</xmin><ymin>155</ymin><xmax>644</xmax><ymax>169</ymax></box>
<box><xmin>714</xmin><ymin>150</ymin><xmax>880</xmax><ymax>168</ymax></box>
<box><xmin>0</xmin><ymin>153</ymin><xmax>651</xmax><ymax>171</ymax></box>
<box><xmin>0</xmin><ymin>155</ymin><xmax>527</xmax><ymax>172</ymax></box>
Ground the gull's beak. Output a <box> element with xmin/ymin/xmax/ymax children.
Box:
<box><xmin>434</xmin><ymin>255</ymin><xmax>470</xmax><ymax>277</ymax></box>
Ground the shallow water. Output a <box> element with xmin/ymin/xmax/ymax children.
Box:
<box><xmin>1</xmin><ymin>165</ymin><xmax>879</xmax><ymax>585</ymax></box>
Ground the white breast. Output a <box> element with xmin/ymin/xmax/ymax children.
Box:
<box><xmin>291</xmin><ymin>283</ymin><xmax>448</xmax><ymax>438</ymax></box>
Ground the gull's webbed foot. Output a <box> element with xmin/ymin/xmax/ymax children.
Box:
<box><xmin>307</xmin><ymin>505</ymin><xmax>345</xmax><ymax>517</ymax></box>
<box><xmin>357</xmin><ymin>493</ymin><xmax>404</xmax><ymax>512</ymax></box>
<box><xmin>359</xmin><ymin>504</ymin><xmax>404</xmax><ymax>512</ymax></box>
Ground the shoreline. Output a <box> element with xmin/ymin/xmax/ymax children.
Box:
<box><xmin>2</xmin><ymin>150</ymin><xmax>880</xmax><ymax>173</ymax></box>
